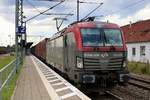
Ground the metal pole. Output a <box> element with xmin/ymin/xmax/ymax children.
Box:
<box><xmin>15</xmin><ymin>0</ymin><xmax>24</xmax><ymax>67</ymax></box>
<box><xmin>20</xmin><ymin>0</ymin><xmax>24</xmax><ymax>63</ymax></box>
<box><xmin>15</xmin><ymin>0</ymin><xmax>19</xmax><ymax>73</ymax></box>
<box><xmin>25</xmin><ymin>22</ymin><xmax>27</xmax><ymax>55</ymax></box>
<box><xmin>77</xmin><ymin>0</ymin><xmax>79</xmax><ymax>21</ymax></box>
<box><xmin>21</xmin><ymin>4</ymin><xmax>23</xmax><ymax>63</ymax></box>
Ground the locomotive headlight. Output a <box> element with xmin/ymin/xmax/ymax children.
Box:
<box><xmin>76</xmin><ymin>57</ymin><xmax>83</xmax><ymax>68</ymax></box>
<box><xmin>123</xmin><ymin>61</ymin><xmax>127</xmax><ymax>68</ymax></box>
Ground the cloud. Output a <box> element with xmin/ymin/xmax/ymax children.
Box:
<box><xmin>101</xmin><ymin>4</ymin><xmax>150</xmax><ymax>26</ymax></box>
<box><xmin>0</xmin><ymin>16</ymin><xmax>15</xmax><ymax>46</ymax></box>
<box><xmin>27</xmin><ymin>17</ymin><xmax>57</xmax><ymax>36</ymax></box>
<box><xmin>0</xmin><ymin>0</ymin><xmax>150</xmax><ymax>46</ymax></box>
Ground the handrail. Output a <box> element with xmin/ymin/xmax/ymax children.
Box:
<box><xmin>0</xmin><ymin>56</ymin><xmax>21</xmax><ymax>100</ymax></box>
<box><xmin>0</xmin><ymin>66</ymin><xmax>16</xmax><ymax>91</ymax></box>
<box><xmin>0</xmin><ymin>59</ymin><xmax>16</xmax><ymax>72</ymax></box>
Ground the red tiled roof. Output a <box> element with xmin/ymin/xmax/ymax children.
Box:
<box><xmin>121</xmin><ymin>19</ymin><xmax>150</xmax><ymax>43</ymax></box>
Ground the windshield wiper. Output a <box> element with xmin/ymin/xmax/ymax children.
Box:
<box><xmin>103</xmin><ymin>31</ymin><xmax>108</xmax><ymax>47</ymax></box>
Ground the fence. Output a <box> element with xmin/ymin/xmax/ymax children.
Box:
<box><xmin>0</xmin><ymin>56</ymin><xmax>21</xmax><ymax>100</ymax></box>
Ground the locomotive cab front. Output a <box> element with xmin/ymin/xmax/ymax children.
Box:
<box><xmin>64</xmin><ymin>21</ymin><xmax>129</xmax><ymax>91</ymax></box>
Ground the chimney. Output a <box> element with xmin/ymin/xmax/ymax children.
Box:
<box><xmin>129</xmin><ymin>21</ymin><xmax>133</xmax><ymax>34</ymax></box>
<box><xmin>107</xmin><ymin>20</ymin><xmax>109</xmax><ymax>23</ymax></box>
<box><xmin>129</xmin><ymin>21</ymin><xmax>132</xmax><ymax>28</ymax></box>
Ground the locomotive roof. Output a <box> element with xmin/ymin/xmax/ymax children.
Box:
<box><xmin>69</xmin><ymin>21</ymin><xmax>120</xmax><ymax>28</ymax></box>
<box><xmin>49</xmin><ymin>21</ymin><xmax>120</xmax><ymax>40</ymax></box>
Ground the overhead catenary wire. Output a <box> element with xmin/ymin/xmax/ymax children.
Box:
<box><xmin>33</xmin><ymin>0</ymin><xmax>65</xmax><ymax>2</ymax></box>
<box><xmin>25</xmin><ymin>1</ymin><xmax>65</xmax><ymax>22</ymax></box>
<box><xmin>81</xmin><ymin>2</ymin><xmax>103</xmax><ymax>20</ymax></box>
<box><xmin>56</xmin><ymin>0</ymin><xmax>88</xmax><ymax>23</ymax></box>
<box><xmin>56</xmin><ymin>0</ymin><xmax>102</xmax><ymax>29</ymax></box>
<box><xmin>25</xmin><ymin>0</ymin><xmax>42</xmax><ymax>13</ymax></box>
<box><xmin>43</xmin><ymin>13</ymin><xmax>73</xmax><ymax>16</ymax></box>
<box><xmin>104</xmin><ymin>0</ymin><xmax>146</xmax><ymax>17</ymax></box>
<box><xmin>79</xmin><ymin>1</ymin><xmax>103</xmax><ymax>4</ymax></box>
<box><xmin>52</xmin><ymin>0</ymin><xmax>78</xmax><ymax>30</ymax></box>
<box><xmin>43</xmin><ymin>0</ymin><xmax>74</xmax><ymax>31</ymax></box>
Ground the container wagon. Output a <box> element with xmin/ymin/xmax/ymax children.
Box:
<box><xmin>31</xmin><ymin>39</ymin><xmax>47</xmax><ymax>62</ymax></box>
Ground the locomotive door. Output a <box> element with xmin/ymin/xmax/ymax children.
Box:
<box><xmin>64</xmin><ymin>32</ymin><xmax>76</xmax><ymax>72</ymax></box>
<box><xmin>64</xmin><ymin>35</ymin><xmax>69</xmax><ymax>72</ymax></box>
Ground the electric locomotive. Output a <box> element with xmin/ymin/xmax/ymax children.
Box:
<box><xmin>40</xmin><ymin>19</ymin><xmax>129</xmax><ymax>91</ymax></box>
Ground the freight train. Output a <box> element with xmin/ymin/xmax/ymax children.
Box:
<box><xmin>31</xmin><ymin>20</ymin><xmax>129</xmax><ymax>92</ymax></box>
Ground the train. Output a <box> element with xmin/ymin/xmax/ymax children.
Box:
<box><xmin>31</xmin><ymin>19</ymin><xmax>129</xmax><ymax>92</ymax></box>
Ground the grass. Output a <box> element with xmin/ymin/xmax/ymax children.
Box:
<box><xmin>0</xmin><ymin>55</ymin><xmax>15</xmax><ymax>70</ymax></box>
<box><xmin>0</xmin><ymin>54</ymin><xmax>23</xmax><ymax>100</ymax></box>
<box><xmin>2</xmin><ymin>64</ymin><xmax>22</xmax><ymax>100</ymax></box>
<box><xmin>128</xmin><ymin>61</ymin><xmax>150</xmax><ymax>75</ymax></box>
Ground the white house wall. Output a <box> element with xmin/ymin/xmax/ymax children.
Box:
<box><xmin>126</xmin><ymin>42</ymin><xmax>150</xmax><ymax>62</ymax></box>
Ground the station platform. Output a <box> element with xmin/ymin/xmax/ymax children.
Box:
<box><xmin>11</xmin><ymin>56</ymin><xmax>51</xmax><ymax>100</ymax></box>
<box><xmin>11</xmin><ymin>55</ymin><xmax>91</xmax><ymax>100</ymax></box>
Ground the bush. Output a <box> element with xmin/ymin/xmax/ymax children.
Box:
<box><xmin>128</xmin><ymin>61</ymin><xmax>150</xmax><ymax>75</ymax></box>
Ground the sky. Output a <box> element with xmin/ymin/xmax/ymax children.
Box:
<box><xmin>0</xmin><ymin>0</ymin><xmax>150</xmax><ymax>46</ymax></box>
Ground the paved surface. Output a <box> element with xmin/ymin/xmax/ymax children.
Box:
<box><xmin>32</xmin><ymin>56</ymin><xmax>91</xmax><ymax>100</ymax></box>
<box><xmin>0</xmin><ymin>54</ymin><xmax>9</xmax><ymax>59</ymax></box>
<box><xmin>11</xmin><ymin>56</ymin><xmax>51</xmax><ymax>100</ymax></box>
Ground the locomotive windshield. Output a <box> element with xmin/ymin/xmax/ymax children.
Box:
<box><xmin>81</xmin><ymin>28</ymin><xmax>123</xmax><ymax>47</ymax></box>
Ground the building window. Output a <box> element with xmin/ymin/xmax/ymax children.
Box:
<box><xmin>140</xmin><ymin>46</ymin><xmax>145</xmax><ymax>56</ymax></box>
<box><xmin>132</xmin><ymin>48</ymin><xmax>136</xmax><ymax>56</ymax></box>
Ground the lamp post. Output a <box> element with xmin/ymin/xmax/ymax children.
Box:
<box><xmin>77</xmin><ymin>0</ymin><xmax>79</xmax><ymax>21</ymax></box>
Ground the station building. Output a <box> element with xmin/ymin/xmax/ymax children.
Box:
<box><xmin>121</xmin><ymin>19</ymin><xmax>150</xmax><ymax>62</ymax></box>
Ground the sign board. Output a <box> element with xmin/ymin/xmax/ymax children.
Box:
<box><xmin>17</xmin><ymin>26</ymin><xmax>26</xmax><ymax>34</ymax></box>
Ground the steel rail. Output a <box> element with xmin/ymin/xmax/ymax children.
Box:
<box><xmin>130</xmin><ymin>74</ymin><xmax>150</xmax><ymax>84</ymax></box>
<box><xmin>128</xmin><ymin>80</ymin><xmax>150</xmax><ymax>91</ymax></box>
<box><xmin>105</xmin><ymin>91</ymin><xmax>123</xmax><ymax>100</ymax></box>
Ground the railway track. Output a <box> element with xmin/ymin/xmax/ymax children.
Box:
<box><xmin>113</xmin><ymin>85</ymin><xmax>147</xmax><ymax>100</ymax></box>
<box><xmin>88</xmin><ymin>91</ymin><xmax>123</xmax><ymax>100</ymax></box>
<box><xmin>129</xmin><ymin>74</ymin><xmax>150</xmax><ymax>91</ymax></box>
<box><xmin>88</xmin><ymin>73</ymin><xmax>150</xmax><ymax>100</ymax></box>
<box><xmin>107</xmin><ymin>74</ymin><xmax>150</xmax><ymax>100</ymax></box>
<box><xmin>105</xmin><ymin>91</ymin><xmax>123</xmax><ymax>100</ymax></box>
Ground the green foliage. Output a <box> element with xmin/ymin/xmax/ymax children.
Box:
<box><xmin>128</xmin><ymin>61</ymin><xmax>150</xmax><ymax>75</ymax></box>
<box><xmin>141</xmin><ymin>61</ymin><xmax>150</xmax><ymax>74</ymax></box>
<box><xmin>0</xmin><ymin>55</ymin><xmax>15</xmax><ymax>70</ymax></box>
<box><xmin>2</xmin><ymin>64</ymin><xmax>23</xmax><ymax>100</ymax></box>
<box><xmin>0</xmin><ymin>55</ymin><xmax>22</xmax><ymax>100</ymax></box>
